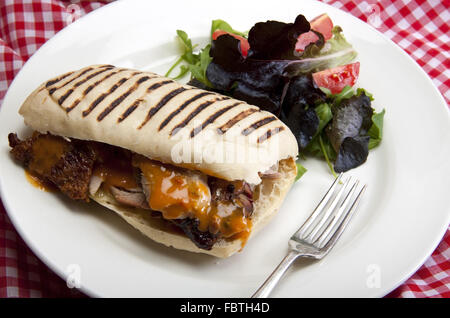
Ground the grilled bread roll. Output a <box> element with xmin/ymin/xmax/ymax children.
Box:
<box><xmin>15</xmin><ymin>64</ymin><xmax>299</xmax><ymax>257</ymax></box>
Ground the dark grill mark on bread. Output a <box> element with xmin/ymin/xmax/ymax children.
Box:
<box><xmin>82</xmin><ymin>69</ymin><xmax>124</xmax><ymax>96</ymax></box>
<box><xmin>67</xmin><ymin>68</ymin><xmax>128</xmax><ymax>111</ymax></box>
<box><xmin>66</xmin><ymin>99</ymin><xmax>80</xmax><ymax>113</ymax></box>
<box><xmin>96</xmin><ymin>76</ymin><xmax>153</xmax><ymax>121</ymax></box>
<box><xmin>135</xmin><ymin>80</ymin><xmax>178</xmax><ymax>129</ymax></box>
<box><xmin>56</xmin><ymin>67</ymin><xmax>115</xmax><ymax>107</ymax></box>
<box><xmin>48</xmin><ymin>67</ymin><xmax>96</xmax><ymax>95</ymax></box>
<box><xmin>158</xmin><ymin>91</ymin><xmax>214</xmax><ymax>131</ymax></box>
<box><xmin>146</xmin><ymin>80</ymin><xmax>173</xmax><ymax>93</ymax></box>
<box><xmin>257</xmin><ymin>126</ymin><xmax>285</xmax><ymax>143</ymax></box>
<box><xmin>190</xmin><ymin>101</ymin><xmax>243</xmax><ymax>138</ymax></box>
<box><xmin>117</xmin><ymin>99</ymin><xmax>143</xmax><ymax>123</ymax></box>
<box><xmin>218</xmin><ymin>108</ymin><xmax>258</xmax><ymax>134</ymax></box>
<box><xmin>82</xmin><ymin>77</ymin><xmax>129</xmax><ymax>117</ymax></box>
<box><xmin>58</xmin><ymin>89</ymin><xmax>74</xmax><ymax>106</ymax></box>
<box><xmin>140</xmin><ymin>87</ymin><xmax>188</xmax><ymax>127</ymax></box>
<box><xmin>45</xmin><ymin>71</ymin><xmax>74</xmax><ymax>88</ymax></box>
<box><xmin>73</xmin><ymin>66</ymin><xmax>114</xmax><ymax>88</ymax></box>
<box><xmin>171</xmin><ymin>99</ymin><xmax>221</xmax><ymax>136</ymax></box>
<box><xmin>241</xmin><ymin>116</ymin><xmax>277</xmax><ymax>136</ymax></box>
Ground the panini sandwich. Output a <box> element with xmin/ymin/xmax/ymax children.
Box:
<box><xmin>8</xmin><ymin>64</ymin><xmax>298</xmax><ymax>257</ymax></box>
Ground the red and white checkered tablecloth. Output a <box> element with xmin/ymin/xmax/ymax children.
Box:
<box><xmin>0</xmin><ymin>0</ymin><xmax>448</xmax><ymax>298</ymax></box>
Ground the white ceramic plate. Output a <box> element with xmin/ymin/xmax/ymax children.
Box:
<box><xmin>0</xmin><ymin>0</ymin><xmax>449</xmax><ymax>298</ymax></box>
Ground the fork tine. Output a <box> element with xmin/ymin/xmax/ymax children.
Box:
<box><xmin>294</xmin><ymin>173</ymin><xmax>343</xmax><ymax>238</ymax></box>
<box><xmin>314</xmin><ymin>179</ymin><xmax>359</xmax><ymax>246</ymax></box>
<box><xmin>320</xmin><ymin>184</ymin><xmax>367</xmax><ymax>252</ymax></box>
<box><xmin>305</xmin><ymin>177</ymin><xmax>352</xmax><ymax>243</ymax></box>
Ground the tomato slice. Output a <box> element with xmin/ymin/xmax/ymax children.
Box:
<box><xmin>310</xmin><ymin>13</ymin><xmax>334</xmax><ymax>41</ymax></box>
<box><xmin>312</xmin><ymin>62</ymin><xmax>360</xmax><ymax>94</ymax></box>
<box><xmin>212</xmin><ymin>30</ymin><xmax>250</xmax><ymax>57</ymax></box>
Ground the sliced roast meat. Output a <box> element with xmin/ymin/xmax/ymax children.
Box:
<box><xmin>140</xmin><ymin>173</ymin><xmax>151</xmax><ymax>204</ymax></box>
<box><xmin>208</xmin><ymin>178</ymin><xmax>254</xmax><ymax>216</ymax></box>
<box><xmin>236</xmin><ymin>194</ymin><xmax>254</xmax><ymax>217</ymax></box>
<box><xmin>109</xmin><ymin>186</ymin><xmax>149</xmax><ymax>210</ymax></box>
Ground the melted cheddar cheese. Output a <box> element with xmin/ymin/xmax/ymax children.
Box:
<box><xmin>94</xmin><ymin>161</ymin><xmax>138</xmax><ymax>189</ymax></box>
<box><xmin>134</xmin><ymin>156</ymin><xmax>252</xmax><ymax>242</ymax></box>
<box><xmin>28</xmin><ymin>133</ymin><xmax>70</xmax><ymax>176</ymax></box>
<box><xmin>25</xmin><ymin>170</ymin><xmax>57</xmax><ymax>192</ymax></box>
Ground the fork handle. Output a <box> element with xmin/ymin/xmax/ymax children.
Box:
<box><xmin>251</xmin><ymin>250</ymin><xmax>301</xmax><ymax>298</ymax></box>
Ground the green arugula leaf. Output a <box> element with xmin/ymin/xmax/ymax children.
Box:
<box><xmin>175</xmin><ymin>30</ymin><xmax>197</xmax><ymax>64</ymax></box>
<box><xmin>295</xmin><ymin>162</ymin><xmax>308</xmax><ymax>181</ymax></box>
<box><xmin>314</xmin><ymin>103</ymin><xmax>333</xmax><ymax>133</ymax></box>
<box><xmin>172</xmin><ymin>65</ymin><xmax>190</xmax><ymax>80</ymax></box>
<box><xmin>332</xmin><ymin>85</ymin><xmax>355</xmax><ymax>106</ymax></box>
<box><xmin>165</xmin><ymin>31</ymin><xmax>213</xmax><ymax>87</ymax></box>
<box><xmin>302</xmin><ymin>103</ymin><xmax>334</xmax><ymax>167</ymax></box>
<box><xmin>165</xmin><ymin>30</ymin><xmax>198</xmax><ymax>78</ymax></box>
<box><xmin>319</xmin><ymin>133</ymin><xmax>337</xmax><ymax>177</ymax></box>
<box><xmin>304</xmin><ymin>132</ymin><xmax>336</xmax><ymax>160</ymax></box>
<box><xmin>319</xmin><ymin>87</ymin><xmax>332</xmax><ymax>96</ymax></box>
<box><xmin>368</xmin><ymin>109</ymin><xmax>385</xmax><ymax>149</ymax></box>
<box><xmin>188</xmin><ymin>45</ymin><xmax>213</xmax><ymax>87</ymax></box>
<box><xmin>211</xmin><ymin>19</ymin><xmax>248</xmax><ymax>37</ymax></box>
<box><xmin>176</xmin><ymin>29</ymin><xmax>192</xmax><ymax>49</ymax></box>
<box><xmin>319</xmin><ymin>85</ymin><xmax>354</xmax><ymax>106</ymax></box>
<box><xmin>319</xmin><ymin>85</ymin><xmax>356</xmax><ymax>103</ymax></box>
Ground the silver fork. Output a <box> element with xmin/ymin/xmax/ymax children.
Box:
<box><xmin>252</xmin><ymin>173</ymin><xmax>367</xmax><ymax>298</ymax></box>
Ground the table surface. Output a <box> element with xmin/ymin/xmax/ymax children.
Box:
<box><xmin>0</xmin><ymin>0</ymin><xmax>448</xmax><ymax>298</ymax></box>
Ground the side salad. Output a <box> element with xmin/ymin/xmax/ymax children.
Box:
<box><xmin>166</xmin><ymin>14</ymin><xmax>385</xmax><ymax>180</ymax></box>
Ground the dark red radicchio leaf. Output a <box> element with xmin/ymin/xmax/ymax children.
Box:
<box><xmin>280</xmin><ymin>75</ymin><xmax>326</xmax><ymax>149</ymax></box>
<box><xmin>326</xmin><ymin>93</ymin><xmax>373</xmax><ymax>172</ymax></box>
<box><xmin>247</xmin><ymin>14</ymin><xmax>311</xmax><ymax>60</ymax></box>
<box><xmin>281</xmin><ymin>105</ymin><xmax>319</xmax><ymax>150</ymax></box>
<box><xmin>334</xmin><ymin>135</ymin><xmax>370</xmax><ymax>173</ymax></box>
<box><xmin>206</xmin><ymin>34</ymin><xmax>290</xmax><ymax>113</ymax></box>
